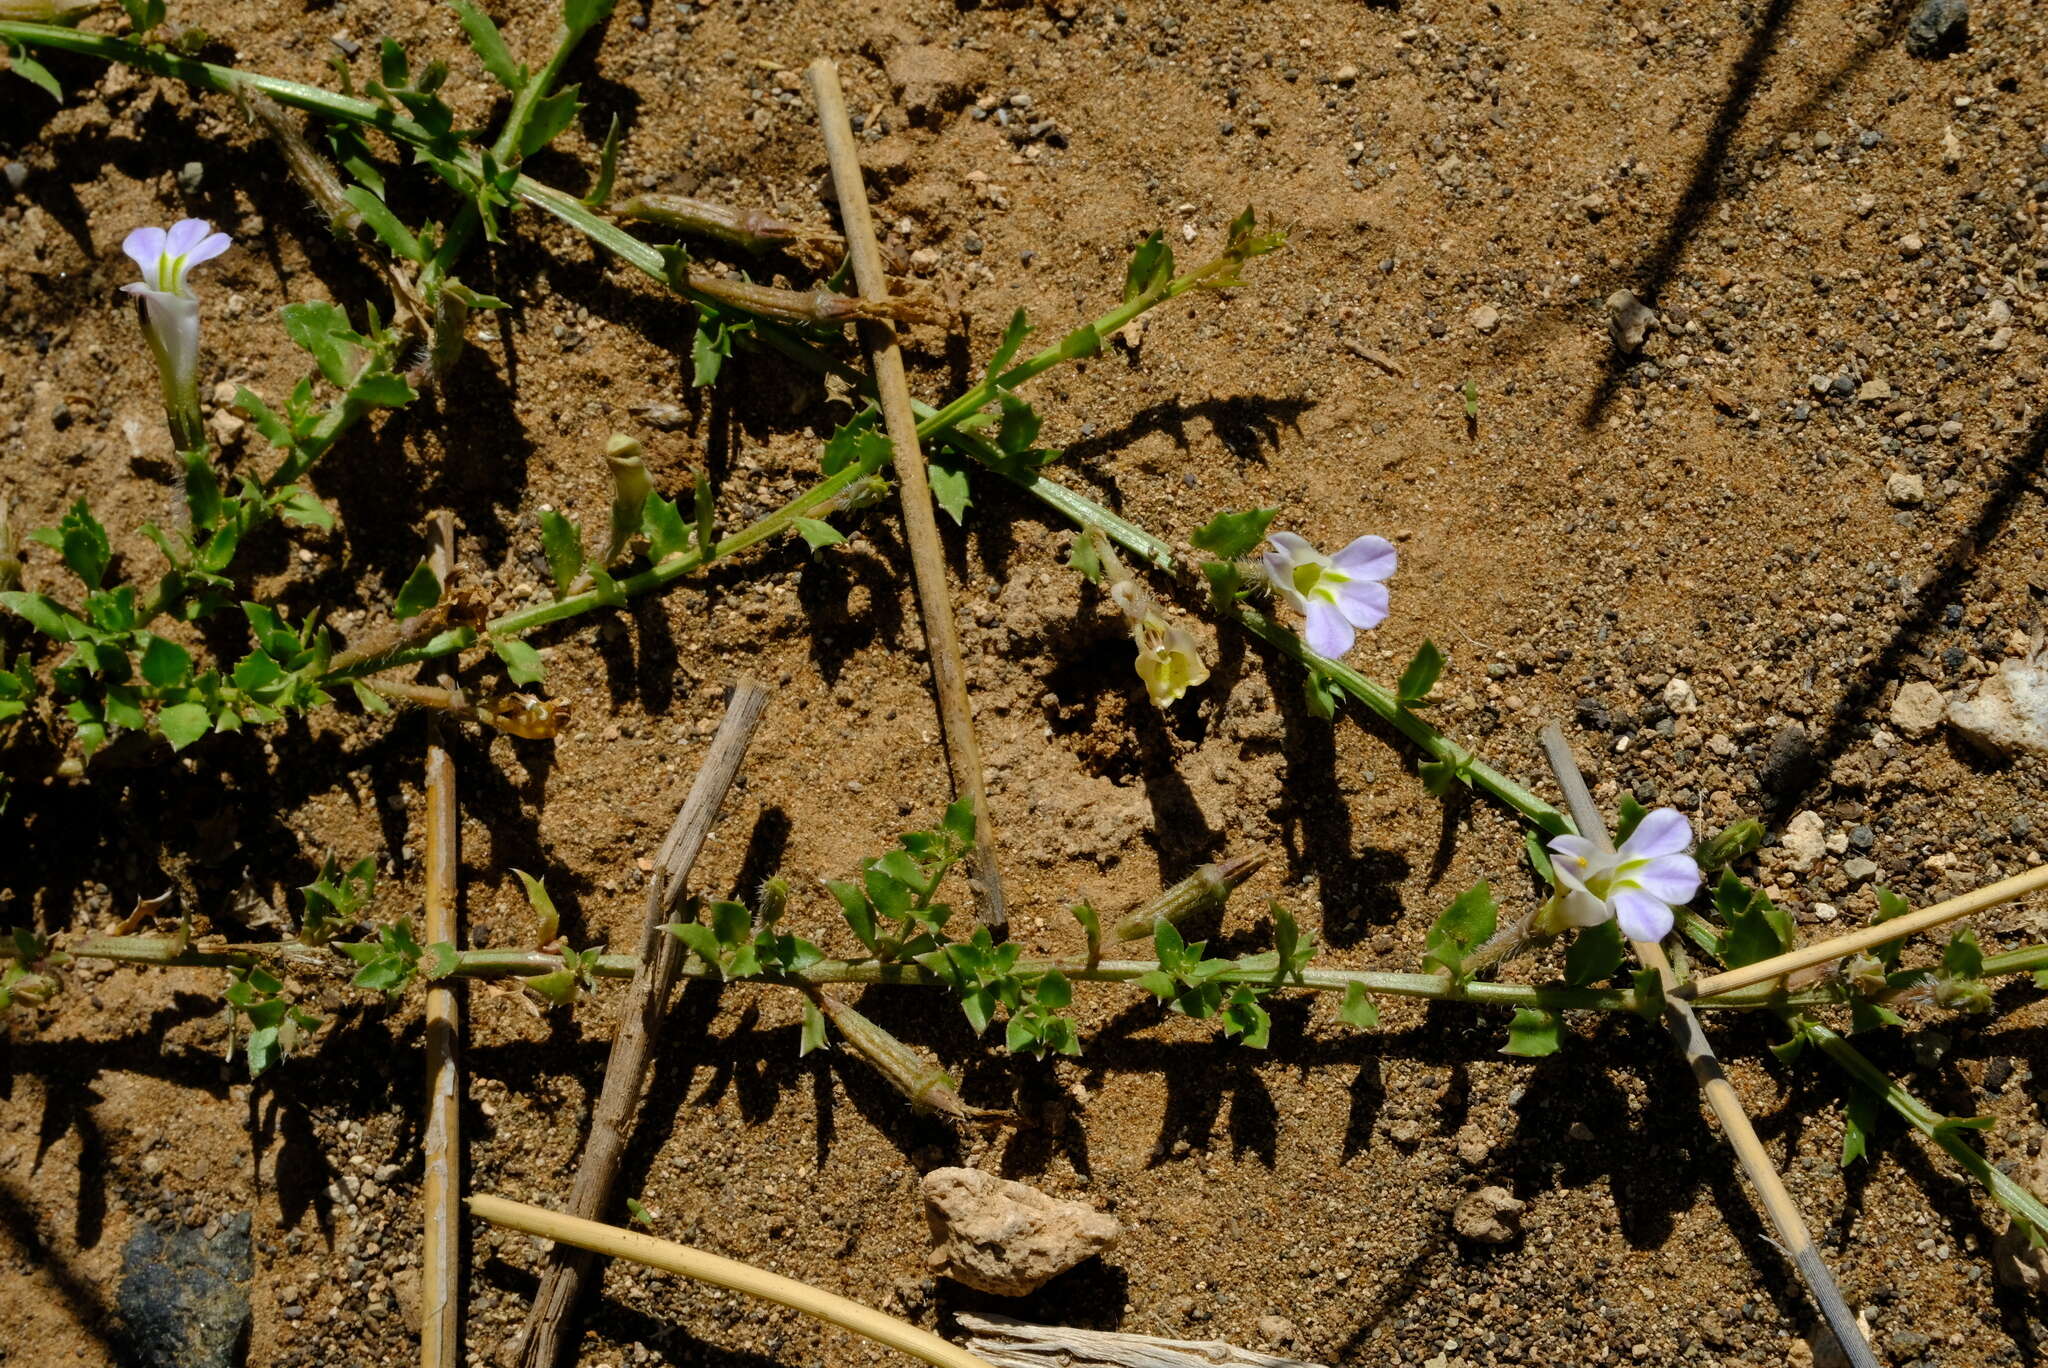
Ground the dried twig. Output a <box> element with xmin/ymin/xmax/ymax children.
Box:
<box><xmin>1537</xmin><ymin>724</ymin><xmax>1877</xmax><ymax>1368</ymax></box>
<box><xmin>474</xmin><ymin>1194</ymin><xmax>995</xmax><ymax>1368</ymax></box>
<box><xmin>420</xmin><ymin>512</ymin><xmax>461</xmax><ymax>1368</ymax></box>
<box><xmin>806</xmin><ymin>57</ymin><xmax>1008</xmax><ymax>933</ymax></box>
<box><xmin>1679</xmin><ymin>862</ymin><xmax>2048</xmax><ymax>1001</ymax></box>
<box><xmin>511</xmin><ymin>679</ymin><xmax>770</xmax><ymax>1368</ymax></box>
<box><xmin>957</xmin><ymin>1313</ymin><xmax>1328</xmax><ymax>1368</ymax></box>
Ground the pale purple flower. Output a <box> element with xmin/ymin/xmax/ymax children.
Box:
<box><xmin>1260</xmin><ymin>530</ymin><xmax>1396</xmax><ymax>659</ymax></box>
<box><xmin>1545</xmin><ymin>808</ymin><xmax>1702</xmax><ymax>943</ymax></box>
<box><xmin>121</xmin><ymin>219</ymin><xmax>232</xmax><ymax>449</ymax></box>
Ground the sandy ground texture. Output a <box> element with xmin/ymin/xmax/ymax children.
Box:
<box><xmin>4</xmin><ymin>0</ymin><xmax>2048</xmax><ymax>1365</ymax></box>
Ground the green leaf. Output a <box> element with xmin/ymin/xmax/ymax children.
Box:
<box><xmin>513</xmin><ymin>869</ymin><xmax>561</xmax><ymax>945</ymax></box>
<box><xmin>691</xmin><ymin>321</ymin><xmax>730</xmax><ymax>386</ymax></box>
<box><xmin>1564</xmin><ymin>919</ymin><xmax>1626</xmax><ymax>987</ymax></box>
<box><xmin>103</xmin><ymin>685</ymin><xmax>146</xmax><ymax>731</ymax></box>
<box><xmin>282</xmin><ymin>300</ymin><xmax>361</xmax><ymax>388</ymax></box>
<box><xmin>799</xmin><ymin>997</ymin><xmax>827</xmax><ymax>1056</ymax></box>
<box><xmin>1696</xmin><ymin>819</ymin><xmax>1764</xmax><ymax>872</ymax></box>
<box><xmin>1615</xmin><ymin>794</ymin><xmax>1648</xmax><ymax>845</ymax></box>
<box><xmin>273</xmin><ymin>487</ymin><xmax>334</xmax><ymax>528</ymax></box>
<box><xmin>826</xmin><ymin>879</ymin><xmax>877</xmax><ymax>952</ymax></box>
<box><xmin>422</xmin><ymin>941</ymin><xmax>461</xmax><ymax>980</ymax></box>
<box><xmin>1302</xmin><ymin>670</ymin><xmax>1337</xmax><ymax>721</ymax></box>
<box><xmin>792</xmin><ymin>517</ymin><xmax>844</xmax><ymax>552</ymax></box>
<box><xmin>1122</xmin><ymin>230</ymin><xmax>1174</xmax><ymax>302</ymax></box>
<box><xmin>341</xmin><ymin>186</ymin><xmax>425</xmax><ymax>262</ymax></box>
<box><xmin>451</xmin><ymin>0</ymin><xmax>525</xmax><ymax>91</ymax></box>
<box><xmin>1840</xmin><ymin>1085</ymin><xmax>1881</xmax><ymax>1167</ymax></box>
<box><xmin>1340</xmin><ymin>980</ymin><xmax>1379</xmax><ymax>1030</ymax></box>
<box><xmin>1941</xmin><ymin>927</ymin><xmax>1984</xmax><ymax>981</ymax></box>
<box><xmin>1502</xmin><ymin>1008</ymin><xmax>1562</xmax><ymax>1057</ymax></box>
<box><xmin>3</xmin><ymin>592</ymin><xmax>80</xmax><ymax>642</ymax></box>
<box><xmin>941</xmin><ymin>798</ymin><xmax>976</xmax><ymax>850</ymax></box>
<box><xmin>1871</xmin><ymin>886</ymin><xmax>1912</xmax><ymax>969</ymax></box>
<box><xmin>494</xmin><ymin>637</ymin><xmax>545</xmax><ymax>685</ymax></box>
<box><xmin>821</xmin><ymin>414</ymin><xmax>891</xmax><ymax>476</ymax></box>
<box><xmin>1065</xmin><ymin>530</ymin><xmax>1103</xmax><ymax>583</ymax></box>
<box><xmin>1191</xmin><ymin>508</ymin><xmax>1277</xmax><ymax>560</ymax></box>
<box><xmin>1419</xmin><ymin>759</ymin><xmax>1462</xmax><ymax>798</ymax></box>
<box><xmin>7</xmin><ymin>47</ymin><xmax>62</xmax><ymax>102</ymax></box>
<box><xmin>1395</xmin><ymin>640</ymin><xmax>1444</xmax><ymax>706</ymax></box>
<box><xmin>987</xmin><ymin>308</ymin><xmax>1032</xmax><ymax>377</ymax></box>
<box><xmin>1223</xmin><ymin>991</ymin><xmax>1271</xmax><ymax>1048</ymax></box>
<box><xmin>693</xmin><ymin>470</ymin><xmax>716</xmax><ymax>558</ymax></box>
<box><xmin>584</xmin><ymin>112</ymin><xmax>622</xmax><ymax>206</ymax></box>
<box><xmin>378</xmin><ymin>36</ymin><xmax>410</xmax><ymax>89</ymax></box>
<box><xmin>539</xmin><ymin>509</ymin><xmax>583</xmax><ymax>597</ymax></box>
<box><xmin>1423</xmin><ymin>882</ymin><xmax>1496</xmax><ymax>982</ymax></box>
<box><xmin>928</xmin><ymin>450</ymin><xmax>972</xmax><ymax>524</ymax></box>
<box><xmin>563</xmin><ymin>0</ymin><xmax>617</xmax><ymax>38</ymax></box>
<box><xmin>49</xmin><ymin>501</ymin><xmax>111</xmax><ymax>588</ymax></box>
<box><xmin>1004</xmin><ymin>1013</ymin><xmax>1038</xmax><ymax>1054</ymax></box>
<box><xmin>392</xmin><ymin>561</ymin><xmax>442</xmax><ymax>620</ymax></box>
<box><xmin>1058</xmin><ymin>323</ymin><xmax>1101</xmax><ymax>362</ymax></box>
<box><xmin>152</xmin><ymin>700</ymin><xmax>210</xmax><ymax>753</ymax></box>
<box><xmin>518</xmin><ymin>86</ymin><xmax>581</xmax><ymax>158</ymax></box>
<box><xmin>669</xmin><ymin>922</ymin><xmax>722</xmax><ymax>966</ymax></box>
<box><xmin>1719</xmin><ymin>880</ymin><xmax>1793</xmax><ymax>970</ymax></box>
<box><xmin>351</xmin><ymin>680</ymin><xmax>391</xmax><ymax>713</ymax></box>
<box><xmin>351</xmin><ymin>371</ymin><xmax>418</xmax><ymax>408</ymax></box>
<box><xmin>643</xmin><ymin>494</ymin><xmax>690</xmax><ymax>562</ymax></box>
<box><xmin>119</xmin><ymin>0</ymin><xmax>166</xmax><ymax>34</ymax></box>
<box><xmin>1034</xmin><ymin>970</ymin><xmax>1072</xmax><ymax>1010</ymax></box>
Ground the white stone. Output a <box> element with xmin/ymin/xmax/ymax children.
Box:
<box><xmin>1948</xmin><ymin>660</ymin><xmax>2048</xmax><ymax>759</ymax></box>
<box><xmin>1661</xmin><ymin>676</ymin><xmax>1699</xmax><ymax>714</ymax></box>
<box><xmin>1885</xmin><ymin>471</ymin><xmax>1925</xmax><ymax>506</ymax></box>
<box><xmin>1782</xmin><ymin>810</ymin><xmax>1827</xmax><ymax>873</ymax></box>
<box><xmin>1889</xmin><ymin>680</ymin><xmax>1946</xmax><ymax>738</ymax></box>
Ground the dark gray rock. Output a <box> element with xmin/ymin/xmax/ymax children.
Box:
<box><xmin>1759</xmin><ymin>722</ymin><xmax>1816</xmax><ymax>797</ymax></box>
<box><xmin>1904</xmin><ymin>0</ymin><xmax>1967</xmax><ymax>58</ymax></box>
<box><xmin>118</xmin><ymin>1212</ymin><xmax>253</xmax><ymax>1368</ymax></box>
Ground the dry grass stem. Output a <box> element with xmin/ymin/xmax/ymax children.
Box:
<box><xmin>806</xmin><ymin>57</ymin><xmax>1007</xmax><ymax>932</ymax></box>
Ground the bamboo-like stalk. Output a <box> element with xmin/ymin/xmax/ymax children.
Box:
<box><xmin>1680</xmin><ymin>863</ymin><xmax>2048</xmax><ymax>1002</ymax></box>
<box><xmin>512</xmin><ymin>680</ymin><xmax>770</xmax><ymax>1368</ymax></box>
<box><xmin>1537</xmin><ymin>724</ymin><xmax>1878</xmax><ymax>1368</ymax></box>
<box><xmin>470</xmin><ymin>1194</ymin><xmax>996</xmax><ymax>1368</ymax></box>
<box><xmin>808</xmin><ymin>58</ymin><xmax>1007</xmax><ymax>934</ymax></box>
<box><xmin>420</xmin><ymin>513</ymin><xmax>462</xmax><ymax>1368</ymax></box>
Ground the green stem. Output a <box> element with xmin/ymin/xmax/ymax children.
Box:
<box><xmin>1801</xmin><ymin>1020</ymin><xmax>2048</xmax><ymax>1240</ymax></box>
<box><xmin>45</xmin><ymin>933</ymin><xmax>1914</xmax><ymax>1014</ymax></box>
<box><xmin>1233</xmin><ymin>605</ymin><xmax>1570</xmax><ymax>832</ymax></box>
<box><xmin>319</xmin><ymin>462</ymin><xmax>869</xmax><ymax>681</ymax></box>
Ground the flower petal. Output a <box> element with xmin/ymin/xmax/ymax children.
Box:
<box><xmin>122</xmin><ymin>225</ymin><xmax>168</xmax><ymax>276</ymax></box>
<box><xmin>1330</xmin><ymin>577</ymin><xmax>1389</xmax><ymax>632</ymax></box>
<box><xmin>1330</xmin><ymin>534</ymin><xmax>1397</xmax><ymax>582</ymax></box>
<box><xmin>1266</xmin><ymin>530</ymin><xmax>1319</xmax><ymax>564</ymax></box>
<box><xmin>164</xmin><ymin>218</ymin><xmax>215</xmax><ymax>256</ymax></box>
<box><xmin>1561</xmin><ymin>889</ymin><xmax>1610</xmax><ymax>927</ymax></box>
<box><xmin>1302</xmin><ymin>599</ymin><xmax>1355</xmax><ymax>659</ymax></box>
<box><xmin>1611</xmin><ymin>888</ymin><xmax>1674</xmax><ymax>943</ymax></box>
<box><xmin>182</xmin><ymin>230</ymin><xmax>233</xmax><ymax>270</ymax></box>
<box><xmin>1626</xmin><ymin>853</ymin><xmax>1701</xmax><ymax>906</ymax></box>
<box><xmin>1620</xmin><ymin>807</ymin><xmax>1693</xmax><ymax>859</ymax></box>
<box><xmin>1261</xmin><ymin>552</ymin><xmax>1309</xmax><ymax>612</ymax></box>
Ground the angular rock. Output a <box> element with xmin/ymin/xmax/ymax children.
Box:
<box><xmin>1469</xmin><ymin>303</ymin><xmax>1500</xmax><ymax>334</ymax></box>
<box><xmin>1889</xmin><ymin>681</ymin><xmax>1945</xmax><ymax>738</ymax></box>
<box><xmin>1904</xmin><ymin>0</ymin><xmax>1968</xmax><ymax>58</ymax></box>
<box><xmin>885</xmin><ymin>44</ymin><xmax>980</xmax><ymax>124</ymax></box>
<box><xmin>1782</xmin><ymin>810</ymin><xmax>1826</xmax><ymax>873</ymax></box>
<box><xmin>922</xmin><ymin>1167</ymin><xmax>1119</xmax><ymax>1295</ymax></box>
<box><xmin>1451</xmin><ymin>1185</ymin><xmax>1524</xmax><ymax>1244</ymax></box>
<box><xmin>1605</xmin><ymin>290</ymin><xmax>1655</xmax><ymax>354</ymax></box>
<box><xmin>1885</xmin><ymin>471</ymin><xmax>1925</xmax><ymax>506</ymax></box>
<box><xmin>118</xmin><ymin>1212</ymin><xmax>253</xmax><ymax>1368</ymax></box>
<box><xmin>1661</xmin><ymin>676</ymin><xmax>1699</xmax><ymax>715</ymax></box>
<box><xmin>1948</xmin><ymin>659</ymin><xmax>2048</xmax><ymax>759</ymax></box>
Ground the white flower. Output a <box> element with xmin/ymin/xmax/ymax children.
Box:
<box><xmin>121</xmin><ymin>219</ymin><xmax>232</xmax><ymax>448</ymax></box>
<box><xmin>1545</xmin><ymin>808</ymin><xmax>1702</xmax><ymax>943</ymax></box>
<box><xmin>1261</xmin><ymin>530</ymin><xmax>1395</xmax><ymax>659</ymax></box>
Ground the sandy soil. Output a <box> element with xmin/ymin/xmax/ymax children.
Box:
<box><xmin>3</xmin><ymin>0</ymin><xmax>2048</xmax><ymax>1365</ymax></box>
